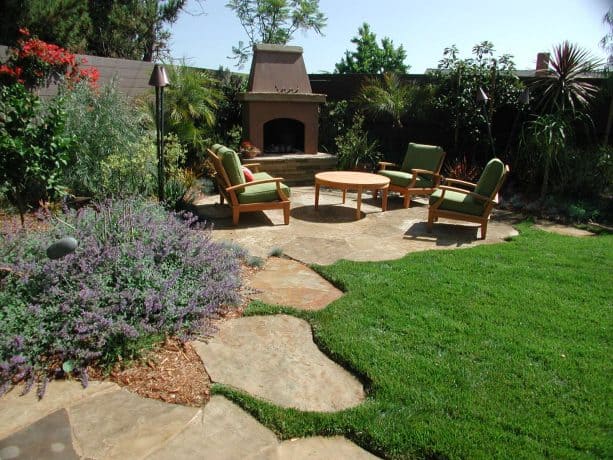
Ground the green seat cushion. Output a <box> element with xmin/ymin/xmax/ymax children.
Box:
<box><xmin>252</xmin><ymin>172</ymin><xmax>273</xmax><ymax>181</ymax></box>
<box><xmin>401</xmin><ymin>143</ymin><xmax>445</xmax><ymax>173</ymax></box>
<box><xmin>237</xmin><ymin>181</ymin><xmax>291</xmax><ymax>204</ymax></box>
<box><xmin>220</xmin><ymin>148</ymin><xmax>245</xmax><ymax>186</ymax></box>
<box><xmin>429</xmin><ymin>189</ymin><xmax>484</xmax><ymax>216</ymax></box>
<box><xmin>475</xmin><ymin>158</ymin><xmax>505</xmax><ymax>197</ymax></box>
<box><xmin>379</xmin><ymin>170</ymin><xmax>433</xmax><ymax>188</ymax></box>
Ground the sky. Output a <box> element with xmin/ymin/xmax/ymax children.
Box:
<box><xmin>169</xmin><ymin>0</ymin><xmax>611</xmax><ymax>74</ymax></box>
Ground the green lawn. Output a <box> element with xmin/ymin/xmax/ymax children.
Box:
<box><xmin>216</xmin><ymin>224</ymin><xmax>612</xmax><ymax>459</ymax></box>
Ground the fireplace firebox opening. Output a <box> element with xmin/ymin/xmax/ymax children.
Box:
<box><xmin>263</xmin><ymin>118</ymin><xmax>305</xmax><ymax>154</ymax></box>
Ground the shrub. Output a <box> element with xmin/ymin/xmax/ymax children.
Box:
<box><xmin>61</xmin><ymin>79</ymin><xmax>146</xmax><ymax>198</ymax></box>
<box><xmin>335</xmin><ymin>113</ymin><xmax>381</xmax><ymax>170</ymax></box>
<box><xmin>0</xmin><ymin>198</ymin><xmax>243</xmax><ymax>397</ymax></box>
<box><xmin>0</xmin><ymin>83</ymin><xmax>74</xmax><ymax>226</ymax></box>
<box><xmin>0</xmin><ymin>28</ymin><xmax>98</xmax><ymax>90</ymax></box>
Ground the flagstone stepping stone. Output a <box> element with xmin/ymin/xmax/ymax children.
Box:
<box><xmin>0</xmin><ymin>381</ymin><xmax>119</xmax><ymax>440</ymax></box>
<box><xmin>147</xmin><ymin>395</ymin><xmax>380</xmax><ymax>459</ymax></box>
<box><xmin>69</xmin><ymin>389</ymin><xmax>199</xmax><ymax>459</ymax></box>
<box><xmin>146</xmin><ymin>395</ymin><xmax>278</xmax><ymax>459</ymax></box>
<box><xmin>534</xmin><ymin>222</ymin><xmax>594</xmax><ymax>237</ymax></box>
<box><xmin>277</xmin><ymin>436</ymin><xmax>380</xmax><ymax>459</ymax></box>
<box><xmin>249</xmin><ymin>257</ymin><xmax>343</xmax><ymax>310</ymax></box>
<box><xmin>0</xmin><ymin>409</ymin><xmax>79</xmax><ymax>460</ymax></box>
<box><xmin>193</xmin><ymin>315</ymin><xmax>365</xmax><ymax>412</ymax></box>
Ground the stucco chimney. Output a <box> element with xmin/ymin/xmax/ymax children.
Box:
<box><xmin>535</xmin><ymin>53</ymin><xmax>550</xmax><ymax>75</ymax></box>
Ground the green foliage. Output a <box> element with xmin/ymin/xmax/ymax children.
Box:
<box><xmin>356</xmin><ymin>72</ymin><xmax>414</xmax><ymax>128</ymax></box>
<box><xmin>432</xmin><ymin>41</ymin><xmax>523</xmax><ymax>159</ymax></box>
<box><xmin>0</xmin><ymin>84</ymin><xmax>74</xmax><ymax>225</ymax></box>
<box><xmin>159</xmin><ymin>63</ymin><xmax>223</xmax><ymax>163</ymax></box>
<box><xmin>233</xmin><ymin>227</ymin><xmax>613</xmax><ymax>458</ymax></box>
<box><xmin>86</xmin><ymin>0</ymin><xmax>190</xmax><ymax>61</ymax></box>
<box><xmin>524</xmin><ymin>113</ymin><xmax>568</xmax><ymax>201</ymax></box>
<box><xmin>334</xmin><ymin>113</ymin><xmax>381</xmax><ymax>170</ymax></box>
<box><xmin>318</xmin><ymin>100</ymin><xmax>353</xmax><ymax>153</ymax></box>
<box><xmin>0</xmin><ymin>0</ymin><xmax>192</xmax><ymax>60</ymax></box>
<box><xmin>0</xmin><ymin>0</ymin><xmax>91</xmax><ymax>51</ymax></box>
<box><xmin>335</xmin><ymin>23</ymin><xmax>409</xmax><ymax>74</ymax></box>
<box><xmin>226</xmin><ymin>0</ymin><xmax>327</xmax><ymax>67</ymax></box>
<box><xmin>60</xmin><ymin>79</ymin><xmax>145</xmax><ymax>198</ymax></box>
<box><xmin>211</xmin><ymin>68</ymin><xmax>248</xmax><ymax>147</ymax></box>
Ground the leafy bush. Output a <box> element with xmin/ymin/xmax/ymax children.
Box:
<box><xmin>0</xmin><ymin>83</ymin><xmax>74</xmax><ymax>225</ymax></box>
<box><xmin>0</xmin><ymin>198</ymin><xmax>244</xmax><ymax>397</ymax></box>
<box><xmin>61</xmin><ymin>79</ymin><xmax>146</xmax><ymax>198</ymax></box>
<box><xmin>335</xmin><ymin>113</ymin><xmax>381</xmax><ymax>170</ymax></box>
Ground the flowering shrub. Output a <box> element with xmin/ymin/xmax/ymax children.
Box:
<box><xmin>0</xmin><ymin>199</ymin><xmax>244</xmax><ymax>397</ymax></box>
<box><xmin>0</xmin><ymin>28</ymin><xmax>98</xmax><ymax>89</ymax></box>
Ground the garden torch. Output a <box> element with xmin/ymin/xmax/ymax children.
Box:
<box><xmin>149</xmin><ymin>64</ymin><xmax>170</xmax><ymax>202</ymax></box>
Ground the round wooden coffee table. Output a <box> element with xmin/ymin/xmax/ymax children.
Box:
<box><xmin>314</xmin><ymin>171</ymin><xmax>390</xmax><ymax>220</ymax></box>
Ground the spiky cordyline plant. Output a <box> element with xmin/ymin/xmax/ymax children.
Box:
<box><xmin>531</xmin><ymin>41</ymin><xmax>601</xmax><ymax>116</ymax></box>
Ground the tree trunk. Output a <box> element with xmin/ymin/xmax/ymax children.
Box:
<box><xmin>540</xmin><ymin>156</ymin><xmax>550</xmax><ymax>204</ymax></box>
<box><xmin>604</xmin><ymin>95</ymin><xmax>613</xmax><ymax>146</ymax></box>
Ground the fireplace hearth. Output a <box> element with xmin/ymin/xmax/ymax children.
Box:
<box><xmin>237</xmin><ymin>44</ymin><xmax>326</xmax><ymax>155</ymax></box>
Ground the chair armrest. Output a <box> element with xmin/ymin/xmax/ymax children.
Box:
<box><xmin>225</xmin><ymin>177</ymin><xmax>286</xmax><ymax>192</ymax></box>
<box><xmin>378</xmin><ymin>161</ymin><xmax>397</xmax><ymax>171</ymax></box>
<box><xmin>243</xmin><ymin>162</ymin><xmax>261</xmax><ymax>173</ymax></box>
<box><xmin>444</xmin><ymin>178</ymin><xmax>476</xmax><ymax>189</ymax></box>
<box><xmin>437</xmin><ymin>185</ymin><xmax>493</xmax><ymax>204</ymax></box>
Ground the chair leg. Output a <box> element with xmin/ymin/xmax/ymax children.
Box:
<box><xmin>403</xmin><ymin>193</ymin><xmax>411</xmax><ymax>208</ymax></box>
<box><xmin>232</xmin><ymin>208</ymin><xmax>240</xmax><ymax>225</ymax></box>
<box><xmin>480</xmin><ymin>221</ymin><xmax>488</xmax><ymax>240</ymax></box>
<box><xmin>219</xmin><ymin>193</ymin><xmax>224</xmax><ymax>205</ymax></box>
<box><xmin>283</xmin><ymin>204</ymin><xmax>290</xmax><ymax>225</ymax></box>
<box><xmin>427</xmin><ymin>210</ymin><xmax>435</xmax><ymax>232</ymax></box>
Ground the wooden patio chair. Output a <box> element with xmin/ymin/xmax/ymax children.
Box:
<box><xmin>427</xmin><ymin>158</ymin><xmax>509</xmax><ymax>240</ymax></box>
<box><xmin>375</xmin><ymin>142</ymin><xmax>446</xmax><ymax>208</ymax></box>
<box><xmin>207</xmin><ymin>144</ymin><xmax>290</xmax><ymax>225</ymax></box>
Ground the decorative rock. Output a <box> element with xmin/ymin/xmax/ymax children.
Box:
<box><xmin>249</xmin><ymin>257</ymin><xmax>343</xmax><ymax>310</ymax></box>
<box><xmin>193</xmin><ymin>315</ymin><xmax>365</xmax><ymax>412</ymax></box>
<box><xmin>46</xmin><ymin>237</ymin><xmax>78</xmax><ymax>260</ymax></box>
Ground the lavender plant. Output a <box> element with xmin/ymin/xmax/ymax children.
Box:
<box><xmin>0</xmin><ymin>198</ymin><xmax>244</xmax><ymax>397</ymax></box>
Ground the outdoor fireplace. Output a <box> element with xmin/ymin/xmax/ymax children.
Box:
<box><xmin>238</xmin><ymin>44</ymin><xmax>326</xmax><ymax>154</ymax></box>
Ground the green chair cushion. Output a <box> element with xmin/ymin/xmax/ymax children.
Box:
<box><xmin>401</xmin><ymin>143</ymin><xmax>445</xmax><ymax>173</ymax></box>
<box><xmin>429</xmin><ymin>189</ymin><xmax>484</xmax><ymax>216</ymax></box>
<box><xmin>237</xmin><ymin>181</ymin><xmax>291</xmax><ymax>204</ymax></box>
<box><xmin>220</xmin><ymin>148</ymin><xmax>245</xmax><ymax>186</ymax></box>
<box><xmin>252</xmin><ymin>172</ymin><xmax>273</xmax><ymax>181</ymax></box>
<box><xmin>474</xmin><ymin>158</ymin><xmax>505</xmax><ymax>197</ymax></box>
<box><xmin>379</xmin><ymin>170</ymin><xmax>433</xmax><ymax>188</ymax></box>
<box><xmin>211</xmin><ymin>144</ymin><xmax>224</xmax><ymax>154</ymax></box>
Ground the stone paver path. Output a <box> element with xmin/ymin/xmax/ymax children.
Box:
<box><xmin>0</xmin><ymin>383</ymin><xmax>377</xmax><ymax>459</ymax></box>
<box><xmin>192</xmin><ymin>315</ymin><xmax>365</xmax><ymax>412</ymax></box>
<box><xmin>248</xmin><ymin>257</ymin><xmax>343</xmax><ymax>310</ymax></box>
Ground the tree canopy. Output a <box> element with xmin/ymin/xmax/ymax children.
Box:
<box><xmin>334</xmin><ymin>23</ymin><xmax>409</xmax><ymax>74</ymax></box>
<box><xmin>0</xmin><ymin>0</ymin><xmax>197</xmax><ymax>61</ymax></box>
<box><xmin>226</xmin><ymin>0</ymin><xmax>327</xmax><ymax>67</ymax></box>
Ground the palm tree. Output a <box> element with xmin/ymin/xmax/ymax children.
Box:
<box><xmin>356</xmin><ymin>72</ymin><xmax>413</xmax><ymax>128</ymax></box>
<box><xmin>160</xmin><ymin>62</ymin><xmax>222</xmax><ymax>160</ymax></box>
